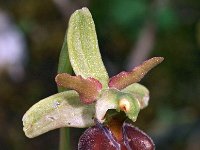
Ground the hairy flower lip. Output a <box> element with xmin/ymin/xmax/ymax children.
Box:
<box><xmin>123</xmin><ymin>122</ymin><xmax>155</xmax><ymax>150</ymax></box>
<box><xmin>78</xmin><ymin>120</ymin><xmax>155</xmax><ymax>150</ymax></box>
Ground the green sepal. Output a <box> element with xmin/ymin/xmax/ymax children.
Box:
<box><xmin>95</xmin><ymin>89</ymin><xmax>140</xmax><ymax>123</ymax></box>
<box><xmin>22</xmin><ymin>91</ymin><xmax>95</xmax><ymax>138</ymax></box>
<box><xmin>122</xmin><ymin>83</ymin><xmax>149</xmax><ymax>109</ymax></box>
<box><xmin>67</xmin><ymin>7</ymin><xmax>109</xmax><ymax>88</ymax></box>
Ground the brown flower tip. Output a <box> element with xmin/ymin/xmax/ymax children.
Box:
<box><xmin>55</xmin><ymin>73</ymin><xmax>102</xmax><ymax>104</ymax></box>
<box><xmin>109</xmin><ymin>57</ymin><xmax>164</xmax><ymax>90</ymax></box>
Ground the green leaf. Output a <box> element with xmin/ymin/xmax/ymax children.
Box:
<box><xmin>95</xmin><ymin>89</ymin><xmax>140</xmax><ymax>123</ymax></box>
<box><xmin>67</xmin><ymin>7</ymin><xmax>109</xmax><ymax>88</ymax></box>
<box><xmin>57</xmin><ymin>30</ymin><xmax>72</xmax><ymax>92</ymax></box>
<box><xmin>22</xmin><ymin>91</ymin><xmax>95</xmax><ymax>138</ymax></box>
<box><xmin>122</xmin><ymin>83</ymin><xmax>149</xmax><ymax>109</ymax></box>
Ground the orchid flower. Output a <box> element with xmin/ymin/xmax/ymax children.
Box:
<box><xmin>22</xmin><ymin>7</ymin><xmax>163</xmax><ymax>150</ymax></box>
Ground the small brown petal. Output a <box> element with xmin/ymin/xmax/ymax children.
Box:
<box><xmin>55</xmin><ymin>73</ymin><xmax>102</xmax><ymax>104</ymax></box>
<box><xmin>109</xmin><ymin>57</ymin><xmax>164</xmax><ymax>90</ymax></box>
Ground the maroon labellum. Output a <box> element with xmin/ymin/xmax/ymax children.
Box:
<box><xmin>123</xmin><ymin>123</ymin><xmax>155</xmax><ymax>150</ymax></box>
<box><xmin>78</xmin><ymin>121</ymin><xmax>155</xmax><ymax>150</ymax></box>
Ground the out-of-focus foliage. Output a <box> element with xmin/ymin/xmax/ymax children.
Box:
<box><xmin>0</xmin><ymin>0</ymin><xmax>200</xmax><ymax>150</ymax></box>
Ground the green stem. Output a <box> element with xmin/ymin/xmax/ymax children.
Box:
<box><xmin>59</xmin><ymin>128</ymin><xmax>71</xmax><ymax>150</ymax></box>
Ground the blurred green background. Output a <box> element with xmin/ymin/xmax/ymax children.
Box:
<box><xmin>0</xmin><ymin>0</ymin><xmax>200</xmax><ymax>149</ymax></box>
